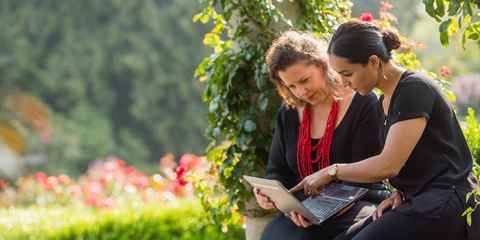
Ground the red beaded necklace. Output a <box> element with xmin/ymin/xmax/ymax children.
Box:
<box><xmin>297</xmin><ymin>100</ymin><xmax>339</xmax><ymax>179</ymax></box>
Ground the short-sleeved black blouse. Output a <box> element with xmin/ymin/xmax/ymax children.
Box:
<box><xmin>378</xmin><ymin>69</ymin><xmax>480</xmax><ymax>237</ymax></box>
<box><xmin>265</xmin><ymin>92</ymin><xmax>388</xmax><ymax>201</ymax></box>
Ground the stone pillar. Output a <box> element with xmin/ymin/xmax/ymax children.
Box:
<box><xmin>245</xmin><ymin>216</ymin><xmax>274</xmax><ymax>240</ymax></box>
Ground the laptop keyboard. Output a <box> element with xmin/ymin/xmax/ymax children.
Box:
<box><xmin>302</xmin><ymin>197</ymin><xmax>349</xmax><ymax>220</ymax></box>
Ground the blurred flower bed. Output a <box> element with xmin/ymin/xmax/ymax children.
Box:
<box><xmin>0</xmin><ymin>153</ymin><xmax>206</xmax><ymax>208</ymax></box>
<box><xmin>0</xmin><ymin>153</ymin><xmax>245</xmax><ymax>239</ymax></box>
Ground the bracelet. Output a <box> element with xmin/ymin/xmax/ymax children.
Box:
<box><xmin>391</xmin><ymin>190</ymin><xmax>405</xmax><ymax>201</ymax></box>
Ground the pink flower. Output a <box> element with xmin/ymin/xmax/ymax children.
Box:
<box><xmin>68</xmin><ymin>185</ymin><xmax>82</xmax><ymax>197</ymax></box>
<box><xmin>179</xmin><ymin>154</ymin><xmax>202</xmax><ymax>171</ymax></box>
<box><xmin>58</xmin><ymin>174</ymin><xmax>70</xmax><ymax>185</ymax></box>
<box><xmin>104</xmin><ymin>161</ymin><xmax>120</xmax><ymax>171</ymax></box>
<box><xmin>359</xmin><ymin>12</ymin><xmax>374</xmax><ymax>22</ymax></box>
<box><xmin>133</xmin><ymin>174</ymin><xmax>149</xmax><ymax>188</ymax></box>
<box><xmin>89</xmin><ymin>181</ymin><xmax>102</xmax><ymax>196</ymax></box>
<box><xmin>101</xmin><ymin>197</ymin><xmax>116</xmax><ymax>208</ymax></box>
<box><xmin>84</xmin><ymin>196</ymin><xmax>100</xmax><ymax>207</ymax></box>
<box><xmin>166</xmin><ymin>181</ymin><xmax>180</xmax><ymax>193</ymax></box>
<box><xmin>46</xmin><ymin>176</ymin><xmax>59</xmax><ymax>190</ymax></box>
<box><xmin>40</xmin><ymin>133</ymin><xmax>50</xmax><ymax>144</ymax></box>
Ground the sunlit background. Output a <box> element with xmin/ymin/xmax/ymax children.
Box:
<box><xmin>0</xmin><ymin>0</ymin><xmax>479</xmax><ymax>238</ymax></box>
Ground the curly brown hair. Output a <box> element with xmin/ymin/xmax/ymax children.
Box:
<box><xmin>266</xmin><ymin>31</ymin><xmax>340</xmax><ymax>109</ymax></box>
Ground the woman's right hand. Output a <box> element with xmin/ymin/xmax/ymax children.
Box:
<box><xmin>254</xmin><ymin>188</ymin><xmax>276</xmax><ymax>209</ymax></box>
<box><xmin>372</xmin><ymin>191</ymin><xmax>404</xmax><ymax>220</ymax></box>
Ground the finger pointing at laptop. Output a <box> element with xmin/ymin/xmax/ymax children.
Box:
<box><xmin>290</xmin><ymin>167</ymin><xmax>331</xmax><ymax>198</ymax></box>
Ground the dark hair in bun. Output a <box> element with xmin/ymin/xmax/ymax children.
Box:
<box><xmin>327</xmin><ymin>21</ymin><xmax>402</xmax><ymax>65</ymax></box>
<box><xmin>382</xmin><ymin>28</ymin><xmax>402</xmax><ymax>53</ymax></box>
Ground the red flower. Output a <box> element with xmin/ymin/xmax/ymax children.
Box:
<box><xmin>46</xmin><ymin>176</ymin><xmax>59</xmax><ymax>190</ymax></box>
<box><xmin>116</xmin><ymin>159</ymin><xmax>126</xmax><ymax>168</ymax></box>
<box><xmin>0</xmin><ymin>179</ymin><xmax>9</xmax><ymax>188</ymax></box>
<box><xmin>58</xmin><ymin>174</ymin><xmax>71</xmax><ymax>185</ymax></box>
<box><xmin>440</xmin><ymin>67</ymin><xmax>450</xmax><ymax>77</ymax></box>
<box><xmin>36</xmin><ymin>172</ymin><xmax>47</xmax><ymax>184</ymax></box>
<box><xmin>359</xmin><ymin>12</ymin><xmax>374</xmax><ymax>22</ymax></box>
<box><xmin>124</xmin><ymin>166</ymin><xmax>137</xmax><ymax>176</ymax></box>
<box><xmin>175</xmin><ymin>166</ymin><xmax>188</xmax><ymax>186</ymax></box>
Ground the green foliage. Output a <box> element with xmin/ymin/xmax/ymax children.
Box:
<box><xmin>421</xmin><ymin>0</ymin><xmax>480</xmax><ymax>49</ymax></box>
<box><xmin>193</xmin><ymin>0</ymin><xmax>351</xmax><ymax>224</ymax></box>
<box><xmin>0</xmin><ymin>0</ymin><xmax>212</xmax><ymax>175</ymax></box>
<box><xmin>0</xmin><ymin>199</ymin><xmax>245</xmax><ymax>240</ymax></box>
<box><xmin>461</xmin><ymin>108</ymin><xmax>480</xmax><ymax>225</ymax></box>
<box><xmin>463</xmin><ymin>108</ymin><xmax>480</xmax><ymax>167</ymax></box>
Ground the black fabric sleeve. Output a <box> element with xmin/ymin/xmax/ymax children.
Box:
<box><xmin>390</xmin><ymin>80</ymin><xmax>436</xmax><ymax>125</ymax></box>
<box><xmin>264</xmin><ymin>107</ymin><xmax>295</xmax><ymax>188</ymax></box>
<box><xmin>351</xmin><ymin>94</ymin><xmax>382</xmax><ymax>163</ymax></box>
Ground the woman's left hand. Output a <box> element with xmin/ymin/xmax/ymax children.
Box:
<box><xmin>289</xmin><ymin>168</ymin><xmax>331</xmax><ymax>198</ymax></box>
<box><xmin>289</xmin><ymin>211</ymin><xmax>313</xmax><ymax>228</ymax></box>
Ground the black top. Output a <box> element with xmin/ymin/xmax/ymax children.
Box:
<box><xmin>378</xmin><ymin>69</ymin><xmax>480</xmax><ymax>220</ymax></box>
<box><xmin>265</xmin><ymin>92</ymin><xmax>389</xmax><ymax>201</ymax></box>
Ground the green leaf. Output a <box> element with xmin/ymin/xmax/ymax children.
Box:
<box><xmin>440</xmin><ymin>19</ymin><xmax>452</xmax><ymax>33</ymax></box>
<box><xmin>446</xmin><ymin>91</ymin><xmax>456</xmax><ymax>102</ymax></box>
<box><xmin>209</xmin><ymin>102</ymin><xmax>219</xmax><ymax>113</ymax></box>
<box><xmin>260</xmin><ymin>98</ymin><xmax>269</xmax><ymax>111</ymax></box>
<box><xmin>236</xmin><ymin>134</ymin><xmax>245</xmax><ymax>146</ymax></box>
<box><xmin>200</xmin><ymin>14</ymin><xmax>209</xmax><ymax>24</ymax></box>
<box><xmin>193</xmin><ymin>13</ymin><xmax>203</xmax><ymax>22</ymax></box>
<box><xmin>424</xmin><ymin>0</ymin><xmax>441</xmax><ymax>21</ymax></box>
<box><xmin>472</xmin><ymin>11</ymin><xmax>480</xmax><ymax>23</ymax></box>
<box><xmin>212</xmin><ymin>127</ymin><xmax>220</xmax><ymax>138</ymax></box>
<box><xmin>469</xmin><ymin>33</ymin><xmax>480</xmax><ymax>40</ymax></box>
<box><xmin>467</xmin><ymin>191</ymin><xmax>473</xmax><ymax>202</ymax></box>
<box><xmin>463</xmin><ymin>30</ymin><xmax>469</xmax><ymax>49</ymax></box>
<box><xmin>440</xmin><ymin>32</ymin><xmax>450</xmax><ymax>48</ymax></box>
<box><xmin>448</xmin><ymin>3</ymin><xmax>461</xmax><ymax>17</ymax></box>
<box><xmin>244</xmin><ymin>120</ymin><xmax>257</xmax><ymax>132</ymax></box>
<box><xmin>464</xmin><ymin>0</ymin><xmax>473</xmax><ymax>16</ymax></box>
<box><xmin>467</xmin><ymin>212</ymin><xmax>472</xmax><ymax>226</ymax></box>
<box><xmin>462</xmin><ymin>207</ymin><xmax>474</xmax><ymax>216</ymax></box>
<box><xmin>436</xmin><ymin>0</ymin><xmax>445</xmax><ymax>17</ymax></box>
<box><xmin>296</xmin><ymin>18</ymin><xmax>306</xmax><ymax>25</ymax></box>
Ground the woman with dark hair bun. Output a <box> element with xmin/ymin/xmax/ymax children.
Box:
<box><xmin>290</xmin><ymin>21</ymin><xmax>480</xmax><ymax>239</ymax></box>
<box><xmin>256</xmin><ymin>30</ymin><xmax>390</xmax><ymax>240</ymax></box>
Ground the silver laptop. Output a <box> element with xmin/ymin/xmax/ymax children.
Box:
<box><xmin>243</xmin><ymin>175</ymin><xmax>368</xmax><ymax>225</ymax></box>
